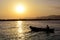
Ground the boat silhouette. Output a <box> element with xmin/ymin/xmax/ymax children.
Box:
<box><xmin>30</xmin><ymin>25</ymin><xmax>54</xmax><ymax>33</ymax></box>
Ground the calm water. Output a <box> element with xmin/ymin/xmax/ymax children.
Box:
<box><xmin>0</xmin><ymin>21</ymin><xmax>60</xmax><ymax>40</ymax></box>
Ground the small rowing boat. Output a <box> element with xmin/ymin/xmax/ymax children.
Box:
<box><xmin>30</xmin><ymin>26</ymin><xmax>54</xmax><ymax>33</ymax></box>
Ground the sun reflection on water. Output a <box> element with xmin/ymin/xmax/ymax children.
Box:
<box><xmin>17</xmin><ymin>21</ymin><xmax>23</xmax><ymax>33</ymax></box>
<box><xmin>17</xmin><ymin>21</ymin><xmax>27</xmax><ymax>40</ymax></box>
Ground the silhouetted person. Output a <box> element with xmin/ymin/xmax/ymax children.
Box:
<box><xmin>45</xmin><ymin>25</ymin><xmax>50</xmax><ymax>33</ymax></box>
<box><xmin>46</xmin><ymin>25</ymin><xmax>49</xmax><ymax>29</ymax></box>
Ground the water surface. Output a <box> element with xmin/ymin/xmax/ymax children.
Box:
<box><xmin>0</xmin><ymin>21</ymin><xmax>60</xmax><ymax>40</ymax></box>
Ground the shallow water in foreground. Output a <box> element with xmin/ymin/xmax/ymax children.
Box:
<box><xmin>0</xmin><ymin>21</ymin><xmax>60</xmax><ymax>40</ymax></box>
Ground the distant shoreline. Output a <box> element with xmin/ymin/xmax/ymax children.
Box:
<box><xmin>0</xmin><ymin>19</ymin><xmax>60</xmax><ymax>21</ymax></box>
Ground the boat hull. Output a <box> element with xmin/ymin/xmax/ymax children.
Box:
<box><xmin>30</xmin><ymin>26</ymin><xmax>54</xmax><ymax>33</ymax></box>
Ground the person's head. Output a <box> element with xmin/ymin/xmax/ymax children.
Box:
<box><xmin>47</xmin><ymin>25</ymin><xmax>48</xmax><ymax>26</ymax></box>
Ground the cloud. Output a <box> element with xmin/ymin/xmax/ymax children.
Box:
<box><xmin>54</xmin><ymin>6</ymin><xmax>60</xmax><ymax>9</ymax></box>
<box><xmin>51</xmin><ymin>6</ymin><xmax>60</xmax><ymax>10</ymax></box>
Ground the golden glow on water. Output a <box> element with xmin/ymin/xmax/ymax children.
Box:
<box><xmin>17</xmin><ymin>21</ymin><xmax>23</xmax><ymax>33</ymax></box>
<box><xmin>17</xmin><ymin>21</ymin><xmax>30</xmax><ymax>34</ymax></box>
<box><xmin>16</xmin><ymin>21</ymin><xmax>26</xmax><ymax>40</ymax></box>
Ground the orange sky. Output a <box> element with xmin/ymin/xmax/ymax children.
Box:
<box><xmin>0</xmin><ymin>0</ymin><xmax>60</xmax><ymax>19</ymax></box>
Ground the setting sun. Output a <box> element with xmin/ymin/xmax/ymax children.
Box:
<box><xmin>15</xmin><ymin>4</ymin><xmax>25</xmax><ymax>13</ymax></box>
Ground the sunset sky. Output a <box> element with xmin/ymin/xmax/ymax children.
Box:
<box><xmin>0</xmin><ymin>0</ymin><xmax>60</xmax><ymax>19</ymax></box>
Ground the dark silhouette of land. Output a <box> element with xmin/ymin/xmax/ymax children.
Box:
<box><xmin>0</xmin><ymin>19</ymin><xmax>60</xmax><ymax>21</ymax></box>
<box><xmin>0</xmin><ymin>15</ymin><xmax>60</xmax><ymax>21</ymax></box>
<box><xmin>36</xmin><ymin>15</ymin><xmax>60</xmax><ymax>19</ymax></box>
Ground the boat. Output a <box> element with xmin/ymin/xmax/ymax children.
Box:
<box><xmin>30</xmin><ymin>26</ymin><xmax>54</xmax><ymax>33</ymax></box>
